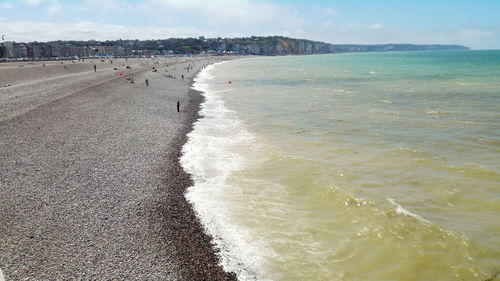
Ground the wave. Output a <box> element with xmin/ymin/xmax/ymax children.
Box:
<box><xmin>386</xmin><ymin>198</ymin><xmax>431</xmax><ymax>224</ymax></box>
<box><xmin>425</xmin><ymin>110</ymin><xmax>454</xmax><ymax>115</ymax></box>
<box><xmin>181</xmin><ymin>62</ymin><xmax>272</xmax><ymax>281</ymax></box>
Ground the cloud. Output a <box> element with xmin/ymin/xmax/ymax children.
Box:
<box><xmin>453</xmin><ymin>29</ymin><xmax>492</xmax><ymax>39</ymax></box>
<box><xmin>369</xmin><ymin>23</ymin><xmax>384</xmax><ymax>30</ymax></box>
<box><xmin>143</xmin><ymin>0</ymin><xmax>296</xmax><ymax>26</ymax></box>
<box><xmin>0</xmin><ymin>19</ymin><xmax>213</xmax><ymax>42</ymax></box>
<box><xmin>324</xmin><ymin>7</ymin><xmax>338</xmax><ymax>17</ymax></box>
<box><xmin>0</xmin><ymin>0</ymin><xmax>307</xmax><ymax>42</ymax></box>
<box><xmin>4</xmin><ymin>0</ymin><xmax>497</xmax><ymax>49</ymax></box>
<box><xmin>21</xmin><ymin>0</ymin><xmax>43</xmax><ymax>6</ymax></box>
<box><xmin>47</xmin><ymin>2</ymin><xmax>62</xmax><ymax>15</ymax></box>
<box><xmin>82</xmin><ymin>0</ymin><xmax>122</xmax><ymax>11</ymax></box>
<box><xmin>0</xmin><ymin>2</ymin><xmax>13</xmax><ymax>9</ymax></box>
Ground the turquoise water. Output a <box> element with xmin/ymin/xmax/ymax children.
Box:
<box><xmin>181</xmin><ymin>50</ymin><xmax>500</xmax><ymax>281</ymax></box>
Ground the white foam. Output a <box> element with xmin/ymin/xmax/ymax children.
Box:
<box><xmin>0</xmin><ymin>268</ymin><xmax>4</xmax><ymax>281</ymax></box>
<box><xmin>425</xmin><ymin>110</ymin><xmax>453</xmax><ymax>115</ymax></box>
<box><xmin>387</xmin><ymin>198</ymin><xmax>431</xmax><ymax>224</ymax></box>
<box><xmin>181</xmin><ymin>61</ymin><xmax>273</xmax><ymax>281</ymax></box>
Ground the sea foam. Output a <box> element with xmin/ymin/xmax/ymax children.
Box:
<box><xmin>387</xmin><ymin>198</ymin><xmax>431</xmax><ymax>224</ymax></box>
<box><xmin>181</xmin><ymin>62</ymin><xmax>272</xmax><ymax>281</ymax></box>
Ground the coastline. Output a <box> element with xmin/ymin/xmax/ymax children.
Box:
<box><xmin>153</xmin><ymin>75</ymin><xmax>237</xmax><ymax>280</ymax></box>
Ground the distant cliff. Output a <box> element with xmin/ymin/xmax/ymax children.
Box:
<box><xmin>0</xmin><ymin>36</ymin><xmax>470</xmax><ymax>59</ymax></box>
<box><xmin>214</xmin><ymin>37</ymin><xmax>469</xmax><ymax>55</ymax></box>
<box><xmin>213</xmin><ymin>37</ymin><xmax>333</xmax><ymax>55</ymax></box>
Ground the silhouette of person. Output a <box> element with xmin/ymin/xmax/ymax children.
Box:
<box><xmin>94</xmin><ymin>64</ymin><xmax>96</xmax><ymax>72</ymax></box>
<box><xmin>177</xmin><ymin>100</ymin><xmax>180</xmax><ymax>112</ymax></box>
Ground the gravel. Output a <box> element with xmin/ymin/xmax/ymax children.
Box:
<box><xmin>0</xmin><ymin>57</ymin><xmax>238</xmax><ymax>280</ymax></box>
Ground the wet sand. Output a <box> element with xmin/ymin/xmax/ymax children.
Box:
<box><xmin>0</xmin><ymin>57</ymin><xmax>238</xmax><ymax>280</ymax></box>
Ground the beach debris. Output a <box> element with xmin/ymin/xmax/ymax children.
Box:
<box><xmin>1</xmin><ymin>84</ymin><xmax>12</xmax><ymax>88</ymax></box>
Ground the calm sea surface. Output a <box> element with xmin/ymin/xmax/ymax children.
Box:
<box><xmin>181</xmin><ymin>51</ymin><xmax>500</xmax><ymax>281</ymax></box>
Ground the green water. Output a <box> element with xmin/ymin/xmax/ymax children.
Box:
<box><xmin>182</xmin><ymin>50</ymin><xmax>500</xmax><ymax>281</ymax></box>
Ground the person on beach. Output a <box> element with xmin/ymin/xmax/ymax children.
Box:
<box><xmin>177</xmin><ymin>100</ymin><xmax>180</xmax><ymax>112</ymax></box>
<box><xmin>181</xmin><ymin>74</ymin><xmax>184</xmax><ymax>80</ymax></box>
<box><xmin>145</xmin><ymin>79</ymin><xmax>149</xmax><ymax>86</ymax></box>
<box><xmin>94</xmin><ymin>64</ymin><xmax>96</xmax><ymax>72</ymax></box>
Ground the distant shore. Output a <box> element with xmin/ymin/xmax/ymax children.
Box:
<box><xmin>0</xmin><ymin>56</ymin><xmax>238</xmax><ymax>279</ymax></box>
<box><xmin>0</xmin><ymin>37</ymin><xmax>469</xmax><ymax>62</ymax></box>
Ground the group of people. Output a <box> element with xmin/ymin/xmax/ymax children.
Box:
<box><xmin>89</xmin><ymin>58</ymin><xmax>191</xmax><ymax>113</ymax></box>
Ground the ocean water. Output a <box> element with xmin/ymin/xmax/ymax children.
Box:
<box><xmin>181</xmin><ymin>50</ymin><xmax>500</xmax><ymax>281</ymax></box>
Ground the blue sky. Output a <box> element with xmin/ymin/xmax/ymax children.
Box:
<box><xmin>0</xmin><ymin>0</ymin><xmax>498</xmax><ymax>49</ymax></box>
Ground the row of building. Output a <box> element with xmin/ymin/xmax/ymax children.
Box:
<box><xmin>0</xmin><ymin>42</ymin><xmax>168</xmax><ymax>60</ymax></box>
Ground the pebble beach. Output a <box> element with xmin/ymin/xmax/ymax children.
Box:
<box><xmin>0</xmin><ymin>57</ymin><xmax>238</xmax><ymax>280</ymax></box>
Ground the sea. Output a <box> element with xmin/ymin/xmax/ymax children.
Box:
<box><xmin>181</xmin><ymin>50</ymin><xmax>500</xmax><ymax>281</ymax></box>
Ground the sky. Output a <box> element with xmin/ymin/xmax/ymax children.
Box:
<box><xmin>0</xmin><ymin>0</ymin><xmax>498</xmax><ymax>49</ymax></box>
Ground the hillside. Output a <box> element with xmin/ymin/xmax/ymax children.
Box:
<box><xmin>0</xmin><ymin>36</ymin><xmax>470</xmax><ymax>59</ymax></box>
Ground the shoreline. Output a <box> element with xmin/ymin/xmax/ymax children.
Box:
<box><xmin>153</xmin><ymin>73</ymin><xmax>237</xmax><ymax>280</ymax></box>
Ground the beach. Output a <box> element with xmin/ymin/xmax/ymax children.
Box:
<box><xmin>1</xmin><ymin>51</ymin><xmax>498</xmax><ymax>281</ymax></box>
<box><xmin>0</xmin><ymin>57</ymin><xmax>237</xmax><ymax>280</ymax></box>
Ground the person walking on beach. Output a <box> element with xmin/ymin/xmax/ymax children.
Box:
<box><xmin>181</xmin><ymin>74</ymin><xmax>184</xmax><ymax>80</ymax></box>
<box><xmin>177</xmin><ymin>100</ymin><xmax>180</xmax><ymax>112</ymax></box>
<box><xmin>145</xmin><ymin>79</ymin><xmax>149</xmax><ymax>87</ymax></box>
<box><xmin>93</xmin><ymin>64</ymin><xmax>96</xmax><ymax>72</ymax></box>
